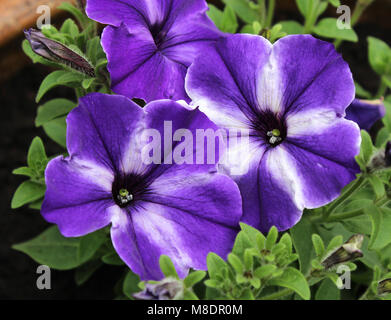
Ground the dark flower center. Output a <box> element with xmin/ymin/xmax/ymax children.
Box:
<box><xmin>251</xmin><ymin>111</ymin><xmax>287</xmax><ymax>147</ymax></box>
<box><xmin>150</xmin><ymin>24</ymin><xmax>167</xmax><ymax>48</ymax></box>
<box><xmin>112</xmin><ymin>173</ymin><xmax>146</xmax><ymax>208</ymax></box>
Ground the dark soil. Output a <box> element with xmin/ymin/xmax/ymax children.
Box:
<box><xmin>0</xmin><ymin>13</ymin><xmax>390</xmax><ymax>299</ymax></box>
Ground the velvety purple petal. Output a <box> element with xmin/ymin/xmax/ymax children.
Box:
<box><xmin>134</xmin><ymin>171</ymin><xmax>240</xmax><ymax>279</ymax></box>
<box><xmin>260</xmin><ymin>35</ymin><xmax>354</xmax><ymax>117</ymax></box>
<box><xmin>67</xmin><ymin>93</ymin><xmax>146</xmax><ymax>175</ymax></box>
<box><xmin>144</xmin><ymin>99</ymin><xmax>224</xmax><ymax>168</ymax></box>
<box><xmin>86</xmin><ymin>0</ymin><xmax>150</xmax><ymax>28</ymax></box>
<box><xmin>42</xmin><ymin>156</ymin><xmax>114</xmax><ymax>237</ymax></box>
<box><xmin>186</xmin><ymin>34</ymin><xmax>272</xmax><ymax>129</ymax></box>
<box><xmin>238</xmin><ymin>147</ymin><xmax>303</xmax><ymax>232</ymax></box>
<box><xmin>102</xmin><ymin>25</ymin><xmax>189</xmax><ymax>102</ymax></box>
<box><xmin>346</xmin><ymin>98</ymin><xmax>385</xmax><ymax>131</ymax></box>
<box><xmin>111</xmin><ymin>167</ymin><xmax>242</xmax><ymax>281</ymax></box>
<box><xmin>86</xmin><ymin>0</ymin><xmax>210</xmax><ymax>30</ymax></box>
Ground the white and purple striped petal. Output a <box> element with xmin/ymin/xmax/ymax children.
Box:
<box><xmin>86</xmin><ymin>0</ymin><xmax>222</xmax><ymax>102</ymax></box>
<box><xmin>42</xmin><ymin>93</ymin><xmax>242</xmax><ymax>280</ymax></box>
<box><xmin>187</xmin><ymin>34</ymin><xmax>361</xmax><ymax>232</ymax></box>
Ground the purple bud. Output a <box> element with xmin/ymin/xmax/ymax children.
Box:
<box><xmin>322</xmin><ymin>234</ymin><xmax>364</xmax><ymax>269</ymax></box>
<box><xmin>133</xmin><ymin>278</ymin><xmax>183</xmax><ymax>300</ymax></box>
<box><xmin>24</xmin><ymin>28</ymin><xmax>95</xmax><ymax>77</ymax></box>
<box><xmin>345</xmin><ymin>98</ymin><xmax>385</xmax><ymax>131</ymax></box>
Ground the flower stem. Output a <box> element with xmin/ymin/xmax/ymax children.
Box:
<box><xmin>265</xmin><ymin>0</ymin><xmax>276</xmax><ymax>28</ymax></box>
<box><xmin>325</xmin><ymin>176</ymin><xmax>366</xmax><ymax>217</ymax></box>
<box><xmin>303</xmin><ymin>0</ymin><xmax>319</xmax><ymax>34</ymax></box>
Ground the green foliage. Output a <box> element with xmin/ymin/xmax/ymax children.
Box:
<box><xmin>207</xmin><ymin>4</ymin><xmax>238</xmax><ymax>33</ymax></box>
<box><xmin>12</xmin><ymin>226</ymin><xmax>106</xmax><ymax>270</ymax></box>
<box><xmin>313</xmin><ymin>18</ymin><xmax>358</xmax><ymax>42</ymax></box>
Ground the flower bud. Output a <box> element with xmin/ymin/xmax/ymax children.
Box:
<box><xmin>345</xmin><ymin>98</ymin><xmax>385</xmax><ymax>131</ymax></box>
<box><xmin>133</xmin><ymin>277</ymin><xmax>184</xmax><ymax>300</ymax></box>
<box><xmin>321</xmin><ymin>234</ymin><xmax>364</xmax><ymax>269</ymax></box>
<box><xmin>368</xmin><ymin>140</ymin><xmax>391</xmax><ymax>172</ymax></box>
<box><xmin>378</xmin><ymin>278</ymin><xmax>391</xmax><ymax>295</ymax></box>
<box><xmin>24</xmin><ymin>28</ymin><xmax>95</xmax><ymax>77</ymax></box>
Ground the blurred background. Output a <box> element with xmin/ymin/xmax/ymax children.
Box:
<box><xmin>0</xmin><ymin>0</ymin><xmax>390</xmax><ymax>299</ymax></box>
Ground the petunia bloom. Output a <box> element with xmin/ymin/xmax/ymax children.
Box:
<box><xmin>186</xmin><ymin>34</ymin><xmax>361</xmax><ymax>232</ymax></box>
<box><xmin>345</xmin><ymin>98</ymin><xmax>385</xmax><ymax>131</ymax></box>
<box><xmin>41</xmin><ymin>93</ymin><xmax>242</xmax><ymax>280</ymax></box>
<box><xmin>86</xmin><ymin>0</ymin><xmax>222</xmax><ymax>102</ymax></box>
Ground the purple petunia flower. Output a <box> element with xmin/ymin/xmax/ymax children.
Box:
<box><xmin>41</xmin><ymin>93</ymin><xmax>242</xmax><ymax>280</ymax></box>
<box><xmin>186</xmin><ymin>34</ymin><xmax>361</xmax><ymax>232</ymax></box>
<box><xmin>345</xmin><ymin>98</ymin><xmax>385</xmax><ymax>131</ymax></box>
<box><xmin>86</xmin><ymin>0</ymin><xmax>222</xmax><ymax>102</ymax></box>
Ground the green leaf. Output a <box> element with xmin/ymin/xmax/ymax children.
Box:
<box><xmin>254</xmin><ymin>264</ymin><xmax>277</xmax><ymax>279</ymax></box>
<box><xmin>75</xmin><ymin>260</ymin><xmax>102</xmax><ymax>286</ymax></box>
<box><xmin>290</xmin><ymin>217</ymin><xmax>316</xmax><ymax>275</ymax></box>
<box><xmin>367</xmin><ymin>206</ymin><xmax>391</xmax><ymax>250</ymax></box>
<box><xmin>208</xmin><ymin>4</ymin><xmax>238</xmax><ymax>33</ymax></box>
<box><xmin>12</xmin><ymin>226</ymin><xmax>106</xmax><ymax>269</ymax></box>
<box><xmin>368</xmin><ymin>175</ymin><xmax>386</xmax><ymax>199</ymax></box>
<box><xmin>375</xmin><ymin>127</ymin><xmax>390</xmax><ymax>148</ymax></box>
<box><xmin>266</xmin><ymin>226</ymin><xmax>278</xmax><ymax>250</ymax></box>
<box><xmin>314</xmin><ymin>18</ymin><xmax>358</xmax><ymax>42</ymax></box>
<box><xmin>60</xmin><ymin>18</ymin><xmax>79</xmax><ymax>38</ymax></box>
<box><xmin>328</xmin><ymin>0</ymin><xmax>341</xmax><ymax>7</ymax></box>
<box><xmin>43</xmin><ymin>116</ymin><xmax>67</xmax><ymax>147</ymax></box>
<box><xmin>27</xmin><ymin>137</ymin><xmax>47</xmax><ymax>171</ymax></box>
<box><xmin>11</xmin><ymin>181</ymin><xmax>45</xmax><ymax>209</ymax></box>
<box><xmin>368</xmin><ymin>37</ymin><xmax>391</xmax><ymax>76</ymax></box>
<box><xmin>101</xmin><ymin>252</ymin><xmax>124</xmax><ymax>266</ymax></box>
<box><xmin>36</xmin><ymin>99</ymin><xmax>76</xmax><ymax>127</ymax></box>
<box><xmin>207</xmin><ymin>252</ymin><xmax>228</xmax><ymax>279</ymax></box>
<box><xmin>228</xmin><ymin>253</ymin><xmax>244</xmax><ymax>274</ymax></box>
<box><xmin>12</xmin><ymin>167</ymin><xmax>35</xmax><ymax>178</ymax></box>
<box><xmin>123</xmin><ymin>271</ymin><xmax>141</xmax><ymax>300</ymax></box>
<box><xmin>315</xmin><ymin>278</ymin><xmax>341</xmax><ymax>300</ymax></box>
<box><xmin>268</xmin><ymin>267</ymin><xmax>310</xmax><ymax>300</ymax></box>
<box><xmin>279</xmin><ymin>20</ymin><xmax>304</xmax><ymax>35</ymax></box>
<box><xmin>221</xmin><ymin>5</ymin><xmax>238</xmax><ymax>33</ymax></box>
<box><xmin>159</xmin><ymin>255</ymin><xmax>179</xmax><ymax>279</ymax></box>
<box><xmin>36</xmin><ymin>71</ymin><xmax>85</xmax><ymax>103</ymax></box>
<box><xmin>358</xmin><ymin>130</ymin><xmax>374</xmax><ymax>166</ymax></box>
<box><xmin>326</xmin><ymin>235</ymin><xmax>343</xmax><ymax>252</ymax></box>
<box><xmin>221</xmin><ymin>0</ymin><xmax>260</xmax><ymax>24</ymax></box>
<box><xmin>82</xmin><ymin>78</ymin><xmax>95</xmax><ymax>90</ymax></box>
<box><xmin>184</xmin><ymin>271</ymin><xmax>206</xmax><ymax>288</ymax></box>
<box><xmin>312</xmin><ymin>234</ymin><xmax>325</xmax><ymax>257</ymax></box>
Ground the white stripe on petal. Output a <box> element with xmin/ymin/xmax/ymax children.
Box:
<box><xmin>132</xmin><ymin>203</ymin><xmax>193</xmax><ymax>268</ymax></box>
<box><xmin>265</xmin><ymin>146</ymin><xmax>305</xmax><ymax>210</ymax></box>
<box><xmin>256</xmin><ymin>54</ymin><xmax>284</xmax><ymax>115</ymax></box>
<box><xmin>121</xmin><ymin>120</ymin><xmax>149</xmax><ymax>175</ymax></box>
<box><xmin>71</xmin><ymin>158</ymin><xmax>114</xmax><ymax>192</ymax></box>
<box><xmin>286</xmin><ymin>108</ymin><xmax>339</xmax><ymax>137</ymax></box>
<box><xmin>189</xmin><ymin>97</ymin><xmax>250</xmax><ymax>130</ymax></box>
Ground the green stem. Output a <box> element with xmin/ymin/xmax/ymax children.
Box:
<box><xmin>325</xmin><ymin>176</ymin><xmax>366</xmax><ymax>217</ymax></box>
<box><xmin>303</xmin><ymin>0</ymin><xmax>319</xmax><ymax>34</ymax></box>
<box><xmin>334</xmin><ymin>0</ymin><xmax>375</xmax><ymax>49</ymax></box>
<box><xmin>265</xmin><ymin>0</ymin><xmax>276</xmax><ymax>29</ymax></box>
